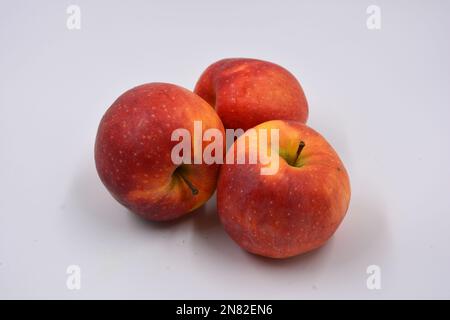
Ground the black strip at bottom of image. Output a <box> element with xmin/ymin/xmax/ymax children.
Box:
<box><xmin>1</xmin><ymin>300</ymin><xmax>448</xmax><ymax>318</ymax></box>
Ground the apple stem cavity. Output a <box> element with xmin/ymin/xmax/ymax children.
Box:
<box><xmin>179</xmin><ymin>173</ymin><xmax>199</xmax><ymax>196</ymax></box>
<box><xmin>294</xmin><ymin>141</ymin><xmax>306</xmax><ymax>165</ymax></box>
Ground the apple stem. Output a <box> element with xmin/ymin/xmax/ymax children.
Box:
<box><xmin>179</xmin><ymin>173</ymin><xmax>199</xmax><ymax>196</ymax></box>
<box><xmin>294</xmin><ymin>141</ymin><xmax>306</xmax><ymax>165</ymax></box>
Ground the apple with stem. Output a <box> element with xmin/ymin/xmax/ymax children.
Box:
<box><xmin>217</xmin><ymin>120</ymin><xmax>351</xmax><ymax>258</ymax></box>
<box><xmin>95</xmin><ymin>83</ymin><xmax>225</xmax><ymax>221</ymax></box>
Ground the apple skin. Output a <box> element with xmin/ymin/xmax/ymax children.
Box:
<box><xmin>95</xmin><ymin>83</ymin><xmax>225</xmax><ymax>221</ymax></box>
<box><xmin>194</xmin><ymin>58</ymin><xmax>308</xmax><ymax>131</ymax></box>
<box><xmin>217</xmin><ymin>120</ymin><xmax>350</xmax><ymax>258</ymax></box>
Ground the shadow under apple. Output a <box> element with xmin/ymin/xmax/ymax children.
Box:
<box><xmin>67</xmin><ymin>161</ymin><xmax>390</xmax><ymax>274</ymax></box>
<box><xmin>190</xmin><ymin>185</ymin><xmax>390</xmax><ymax>274</ymax></box>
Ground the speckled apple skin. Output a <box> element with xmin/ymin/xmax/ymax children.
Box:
<box><xmin>194</xmin><ymin>58</ymin><xmax>308</xmax><ymax>131</ymax></box>
<box><xmin>217</xmin><ymin>120</ymin><xmax>350</xmax><ymax>258</ymax></box>
<box><xmin>95</xmin><ymin>83</ymin><xmax>225</xmax><ymax>221</ymax></box>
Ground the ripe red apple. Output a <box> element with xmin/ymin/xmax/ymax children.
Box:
<box><xmin>194</xmin><ymin>58</ymin><xmax>309</xmax><ymax>131</ymax></box>
<box><xmin>217</xmin><ymin>120</ymin><xmax>351</xmax><ymax>258</ymax></box>
<box><xmin>95</xmin><ymin>83</ymin><xmax>225</xmax><ymax>221</ymax></box>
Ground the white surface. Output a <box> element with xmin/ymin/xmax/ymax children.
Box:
<box><xmin>1</xmin><ymin>0</ymin><xmax>450</xmax><ymax>299</ymax></box>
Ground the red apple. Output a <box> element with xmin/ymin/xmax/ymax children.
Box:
<box><xmin>217</xmin><ymin>120</ymin><xmax>351</xmax><ymax>258</ymax></box>
<box><xmin>95</xmin><ymin>83</ymin><xmax>225</xmax><ymax>221</ymax></box>
<box><xmin>194</xmin><ymin>58</ymin><xmax>309</xmax><ymax>131</ymax></box>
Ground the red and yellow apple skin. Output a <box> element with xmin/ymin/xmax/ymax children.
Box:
<box><xmin>217</xmin><ymin>120</ymin><xmax>350</xmax><ymax>258</ymax></box>
<box><xmin>95</xmin><ymin>83</ymin><xmax>225</xmax><ymax>221</ymax></box>
<box><xmin>194</xmin><ymin>58</ymin><xmax>309</xmax><ymax>131</ymax></box>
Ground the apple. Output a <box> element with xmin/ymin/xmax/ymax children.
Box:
<box><xmin>217</xmin><ymin>120</ymin><xmax>351</xmax><ymax>258</ymax></box>
<box><xmin>194</xmin><ymin>58</ymin><xmax>309</xmax><ymax>131</ymax></box>
<box><xmin>95</xmin><ymin>83</ymin><xmax>225</xmax><ymax>221</ymax></box>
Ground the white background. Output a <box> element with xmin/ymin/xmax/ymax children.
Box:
<box><xmin>1</xmin><ymin>0</ymin><xmax>450</xmax><ymax>299</ymax></box>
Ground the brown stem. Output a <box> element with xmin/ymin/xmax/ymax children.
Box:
<box><xmin>293</xmin><ymin>141</ymin><xmax>306</xmax><ymax>165</ymax></box>
<box><xmin>178</xmin><ymin>173</ymin><xmax>199</xmax><ymax>195</ymax></box>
